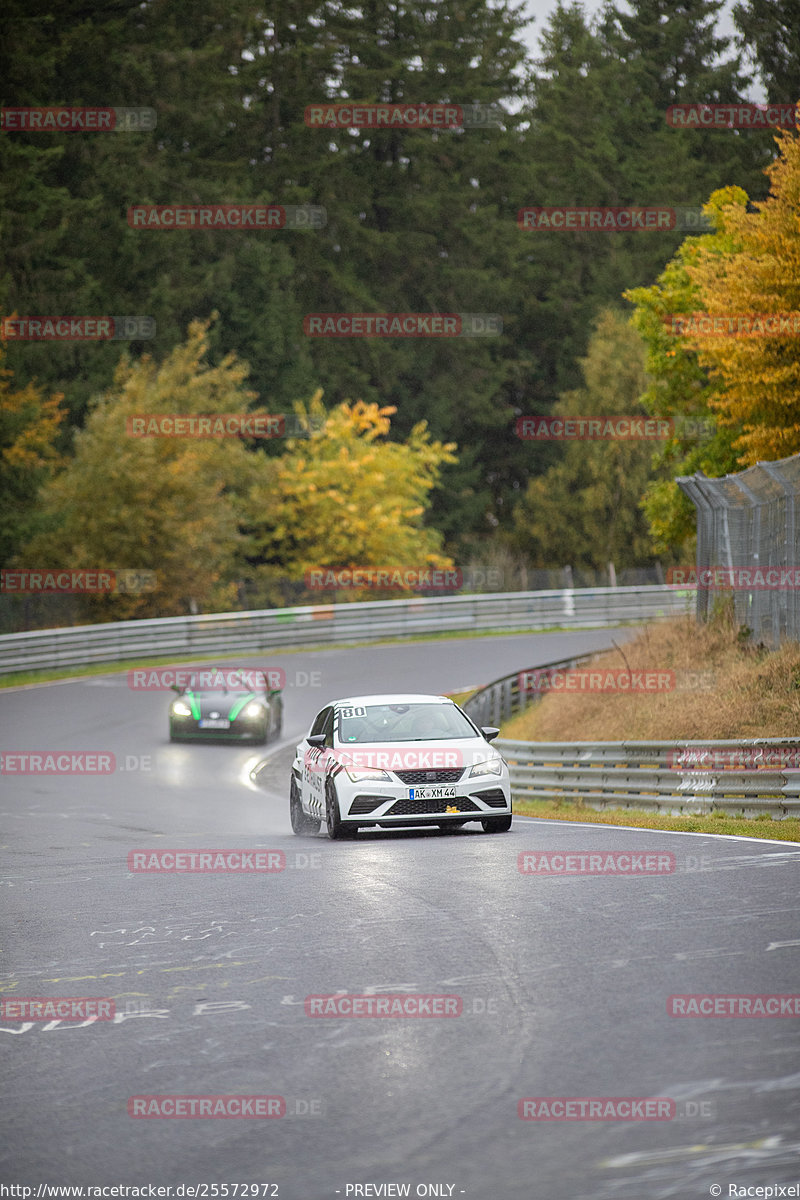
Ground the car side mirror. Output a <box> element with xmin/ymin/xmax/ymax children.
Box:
<box><xmin>481</xmin><ymin>727</ymin><xmax>500</xmax><ymax>742</ymax></box>
<box><xmin>268</xmin><ymin>688</ymin><xmax>282</xmax><ymax>697</ymax></box>
<box><xmin>170</xmin><ymin>684</ymin><xmax>182</xmax><ymax>694</ymax></box>
<box><xmin>306</xmin><ymin>733</ymin><xmax>326</xmax><ymax>747</ymax></box>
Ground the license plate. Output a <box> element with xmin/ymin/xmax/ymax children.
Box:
<box><xmin>410</xmin><ymin>786</ymin><xmax>456</xmax><ymax>800</ymax></box>
<box><xmin>199</xmin><ymin>718</ymin><xmax>230</xmax><ymax>729</ymax></box>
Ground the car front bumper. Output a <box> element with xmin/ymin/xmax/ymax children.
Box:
<box><xmin>169</xmin><ymin>716</ymin><xmax>267</xmax><ymax>742</ymax></box>
<box><xmin>339</xmin><ymin>778</ymin><xmax>511</xmax><ymax>825</ymax></box>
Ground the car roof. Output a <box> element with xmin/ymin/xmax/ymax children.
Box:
<box><xmin>329</xmin><ymin>694</ymin><xmax>452</xmax><ymax>706</ymax></box>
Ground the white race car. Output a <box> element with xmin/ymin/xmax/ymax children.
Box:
<box><xmin>290</xmin><ymin>693</ymin><xmax>512</xmax><ymax>838</ymax></box>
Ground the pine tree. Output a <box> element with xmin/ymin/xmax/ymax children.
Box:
<box><xmin>733</xmin><ymin>0</ymin><xmax>800</xmax><ymax>101</ymax></box>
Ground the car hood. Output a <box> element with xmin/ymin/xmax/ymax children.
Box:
<box><xmin>184</xmin><ymin>690</ymin><xmax>261</xmax><ymax>718</ymax></box>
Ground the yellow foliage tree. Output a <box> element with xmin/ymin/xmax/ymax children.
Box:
<box><xmin>679</xmin><ymin>130</ymin><xmax>800</xmax><ymax>464</ymax></box>
<box><xmin>21</xmin><ymin>321</ymin><xmax>458</xmax><ymax>618</ymax></box>
<box><xmin>247</xmin><ymin>391</ymin><xmax>457</xmax><ymax>599</ymax></box>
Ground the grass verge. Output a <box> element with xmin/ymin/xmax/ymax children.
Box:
<box><xmin>513</xmin><ymin>798</ymin><xmax>800</xmax><ymax>842</ymax></box>
<box><xmin>500</xmin><ymin>608</ymin><xmax>800</xmax><ymax>841</ymax></box>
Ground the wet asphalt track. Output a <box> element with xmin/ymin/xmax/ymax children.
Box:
<box><xmin>1</xmin><ymin>629</ymin><xmax>799</xmax><ymax>1199</ymax></box>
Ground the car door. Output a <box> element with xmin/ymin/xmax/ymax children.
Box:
<box><xmin>302</xmin><ymin>706</ymin><xmax>333</xmax><ymax>817</ymax></box>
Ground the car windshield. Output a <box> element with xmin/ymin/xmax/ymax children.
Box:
<box><xmin>336</xmin><ymin>702</ymin><xmax>477</xmax><ymax>743</ymax></box>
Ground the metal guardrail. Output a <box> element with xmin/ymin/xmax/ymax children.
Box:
<box><xmin>461</xmin><ymin>653</ymin><xmax>595</xmax><ymax>727</ymax></box>
<box><xmin>495</xmin><ymin>738</ymin><xmax>800</xmax><ymax>818</ymax></box>
<box><xmin>0</xmin><ymin>585</ymin><xmax>690</xmax><ymax>676</ymax></box>
<box><xmin>460</xmin><ymin>642</ymin><xmax>800</xmax><ymax>819</ymax></box>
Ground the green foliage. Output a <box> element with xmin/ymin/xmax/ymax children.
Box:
<box><xmin>21</xmin><ymin>321</ymin><xmax>265</xmax><ymax>619</ymax></box>
<box><xmin>1</xmin><ymin>0</ymin><xmax>787</xmax><ymax>564</ymax></box>
<box><xmin>19</xmin><ymin>322</ymin><xmax>458</xmax><ymax>617</ymax></box>
<box><xmin>509</xmin><ymin>309</ymin><xmax>665</xmax><ymax>569</ymax></box>
<box><xmin>0</xmin><ymin>348</ymin><xmax>65</xmax><ymax>565</ymax></box>
<box><xmin>733</xmin><ymin>0</ymin><xmax>800</xmax><ymax>100</ymax></box>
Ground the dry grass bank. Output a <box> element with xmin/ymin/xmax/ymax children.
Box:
<box><xmin>502</xmin><ymin>611</ymin><xmax>800</xmax><ymax>742</ymax></box>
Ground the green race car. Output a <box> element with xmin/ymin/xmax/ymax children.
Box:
<box><xmin>168</xmin><ymin>668</ymin><xmax>283</xmax><ymax>744</ymax></box>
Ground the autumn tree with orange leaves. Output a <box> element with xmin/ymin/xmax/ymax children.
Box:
<box><xmin>678</xmin><ymin>128</ymin><xmax>800</xmax><ymax>464</ymax></box>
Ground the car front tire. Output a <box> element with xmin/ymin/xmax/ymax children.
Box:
<box><xmin>325</xmin><ymin>780</ymin><xmax>351</xmax><ymax>840</ymax></box>
<box><xmin>482</xmin><ymin>815</ymin><xmax>512</xmax><ymax>833</ymax></box>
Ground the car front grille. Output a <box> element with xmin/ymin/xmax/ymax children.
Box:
<box><xmin>393</xmin><ymin>768</ymin><xmax>464</xmax><ymax>785</ymax></box>
<box><xmin>387</xmin><ymin>797</ymin><xmax>479</xmax><ymax>816</ymax></box>
<box><xmin>349</xmin><ymin>795</ymin><xmax>388</xmax><ymax>814</ymax></box>
<box><xmin>471</xmin><ymin>788</ymin><xmax>508</xmax><ymax>808</ymax></box>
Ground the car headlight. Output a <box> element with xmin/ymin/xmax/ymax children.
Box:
<box><xmin>244</xmin><ymin>702</ymin><xmax>267</xmax><ymax>718</ymax></box>
<box><xmin>345</xmin><ymin>767</ymin><xmax>392</xmax><ymax>782</ymax></box>
<box><xmin>171</xmin><ymin>700</ymin><xmax>192</xmax><ymax>717</ymax></box>
<box><xmin>469</xmin><ymin>757</ymin><xmax>503</xmax><ymax>778</ymax></box>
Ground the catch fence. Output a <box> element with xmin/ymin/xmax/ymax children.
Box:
<box><xmin>677</xmin><ymin>453</ymin><xmax>800</xmax><ymax>645</ymax></box>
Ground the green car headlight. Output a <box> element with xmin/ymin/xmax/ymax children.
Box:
<box><xmin>171</xmin><ymin>700</ymin><xmax>192</xmax><ymax>717</ymax></box>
